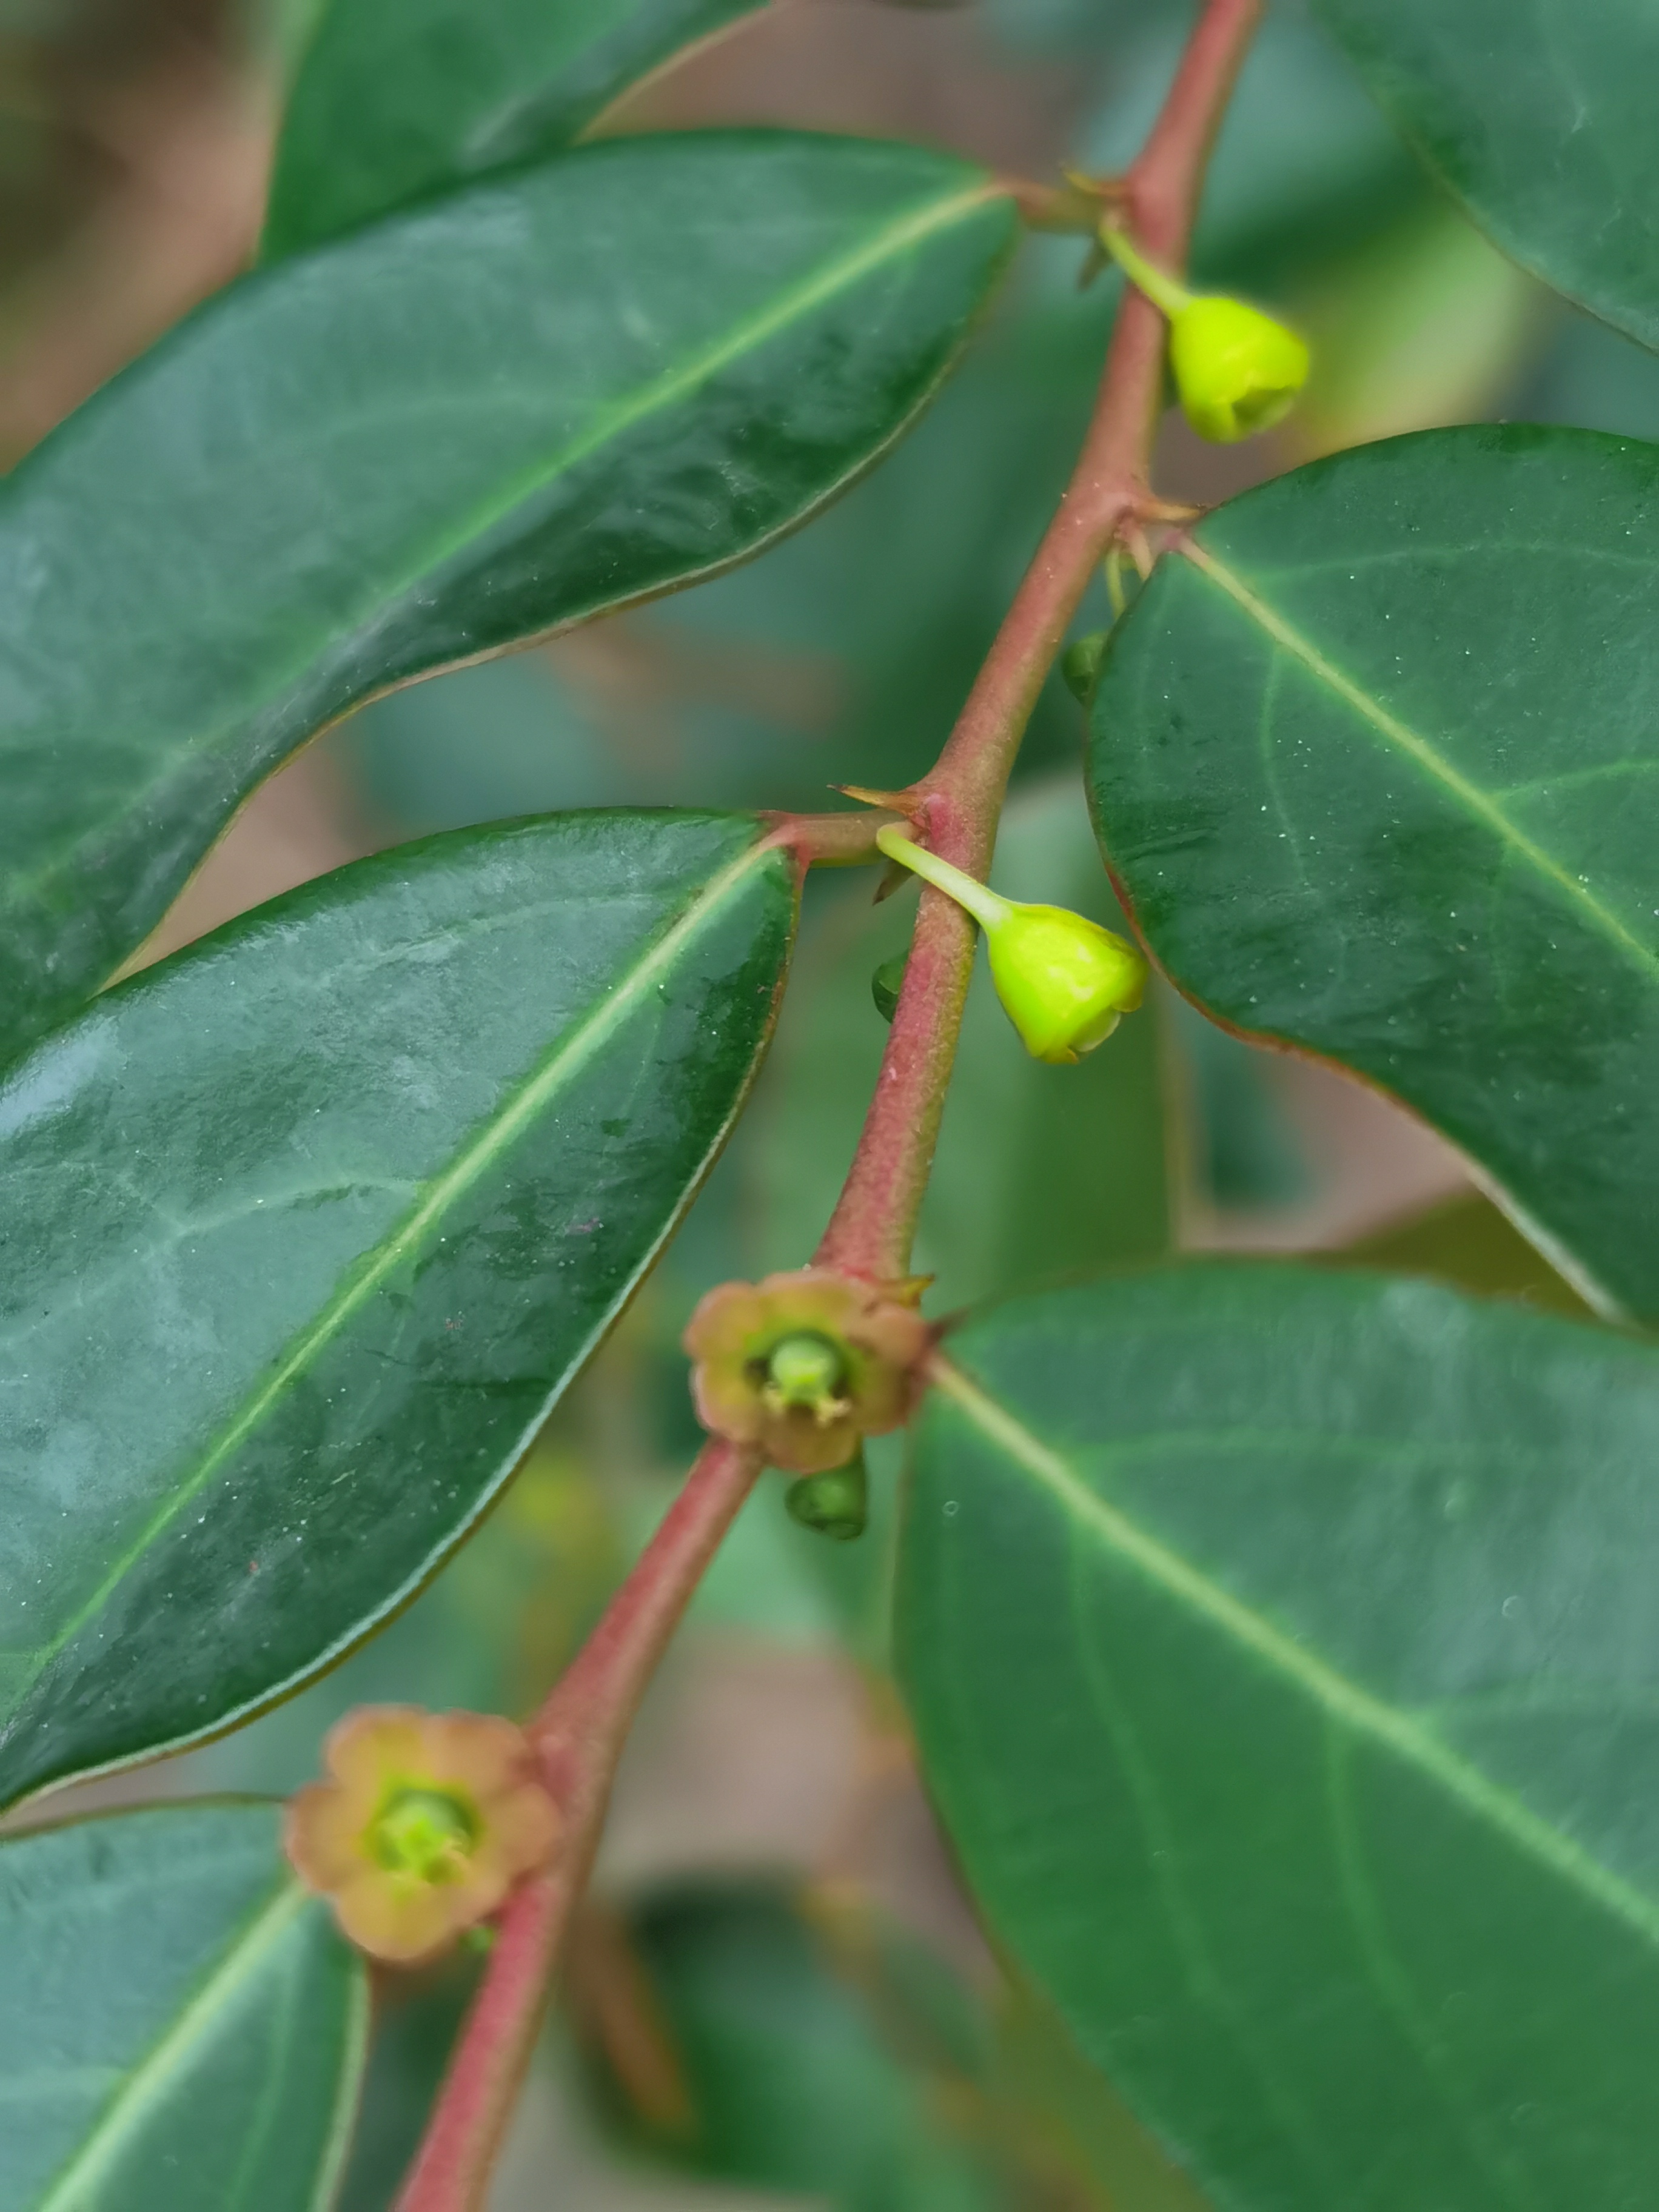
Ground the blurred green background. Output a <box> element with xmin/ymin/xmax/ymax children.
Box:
<box><xmin>0</xmin><ymin>1</ymin><xmax>1634</xmax><ymax>2203</ymax></box>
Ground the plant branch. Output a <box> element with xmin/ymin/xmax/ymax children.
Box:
<box><xmin>395</xmin><ymin>6</ymin><xmax>1260</xmax><ymax>2200</ymax></box>
<box><xmin>394</xmin><ymin>1437</ymin><xmax>763</xmax><ymax>2212</ymax></box>
<box><xmin>816</xmin><ymin>0</ymin><xmax>1262</xmax><ymax>1284</ymax></box>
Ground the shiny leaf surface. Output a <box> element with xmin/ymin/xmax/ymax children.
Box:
<box><xmin>1088</xmin><ymin>425</ymin><xmax>1659</xmax><ymax>1321</ymax></box>
<box><xmin>0</xmin><ymin>132</ymin><xmax>1010</xmax><ymax>1064</ymax></box>
<box><xmin>0</xmin><ymin>810</ymin><xmax>794</xmax><ymax>1806</ymax></box>
<box><xmin>900</xmin><ymin>1264</ymin><xmax>1659</xmax><ymax>2212</ymax></box>
<box><xmin>266</xmin><ymin>0</ymin><xmax>766</xmax><ymax>256</ymax></box>
<box><xmin>1315</xmin><ymin>0</ymin><xmax>1659</xmax><ymax>350</ymax></box>
<box><xmin>0</xmin><ymin>1801</ymin><xmax>366</xmax><ymax>2211</ymax></box>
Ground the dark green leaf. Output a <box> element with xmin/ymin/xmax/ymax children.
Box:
<box><xmin>899</xmin><ymin>1264</ymin><xmax>1659</xmax><ymax>2212</ymax></box>
<box><xmin>0</xmin><ymin>132</ymin><xmax>1011</xmax><ymax>1065</ymax></box>
<box><xmin>578</xmin><ymin>1879</ymin><xmax>1001</xmax><ymax>2212</ymax></box>
<box><xmin>1088</xmin><ymin>425</ymin><xmax>1659</xmax><ymax>1322</ymax></box>
<box><xmin>0</xmin><ymin>1801</ymin><xmax>366</xmax><ymax>2211</ymax></box>
<box><xmin>1315</xmin><ymin>0</ymin><xmax>1659</xmax><ymax>349</ymax></box>
<box><xmin>266</xmin><ymin>0</ymin><xmax>766</xmax><ymax>257</ymax></box>
<box><xmin>0</xmin><ymin>810</ymin><xmax>794</xmax><ymax>1807</ymax></box>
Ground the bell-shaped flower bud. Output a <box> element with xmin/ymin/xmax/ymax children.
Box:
<box><xmin>875</xmin><ymin>826</ymin><xmax>1147</xmax><ymax>1066</ymax></box>
<box><xmin>1102</xmin><ymin>227</ymin><xmax>1309</xmax><ymax>444</ymax></box>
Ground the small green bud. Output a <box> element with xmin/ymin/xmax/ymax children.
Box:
<box><xmin>871</xmin><ymin>950</ymin><xmax>908</xmax><ymax>1023</ymax></box>
<box><xmin>874</xmin><ymin>826</ymin><xmax>1147</xmax><ymax>1066</ymax></box>
<box><xmin>1101</xmin><ymin>227</ymin><xmax>1309</xmax><ymax>445</ymax></box>
<box><xmin>785</xmin><ymin>1454</ymin><xmax>868</xmax><ymax>1542</ymax></box>
<box><xmin>1061</xmin><ymin>632</ymin><xmax>1109</xmax><ymax>705</ymax></box>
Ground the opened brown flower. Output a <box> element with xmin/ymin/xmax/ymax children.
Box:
<box><xmin>284</xmin><ymin>1705</ymin><xmax>559</xmax><ymax>1964</ymax></box>
<box><xmin>683</xmin><ymin>1267</ymin><xmax>930</xmax><ymax>1475</ymax></box>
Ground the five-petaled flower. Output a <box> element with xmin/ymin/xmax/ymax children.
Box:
<box><xmin>284</xmin><ymin>1704</ymin><xmax>560</xmax><ymax>1963</ymax></box>
<box><xmin>683</xmin><ymin>1267</ymin><xmax>930</xmax><ymax>1474</ymax></box>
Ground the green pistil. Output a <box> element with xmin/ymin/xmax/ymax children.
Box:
<box><xmin>761</xmin><ymin>1332</ymin><xmax>850</xmax><ymax>1421</ymax></box>
<box><xmin>372</xmin><ymin>1788</ymin><xmax>477</xmax><ymax>1883</ymax></box>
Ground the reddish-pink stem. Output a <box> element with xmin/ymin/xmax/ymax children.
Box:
<box><xmin>817</xmin><ymin>0</ymin><xmax>1262</xmax><ymax>1283</ymax></box>
<box><xmin>394</xmin><ymin>1438</ymin><xmax>762</xmax><ymax>2212</ymax></box>
<box><xmin>395</xmin><ymin>5</ymin><xmax>1261</xmax><ymax>2200</ymax></box>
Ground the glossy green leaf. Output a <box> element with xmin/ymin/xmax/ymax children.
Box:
<box><xmin>0</xmin><ymin>1801</ymin><xmax>366</xmax><ymax>2211</ymax></box>
<box><xmin>1315</xmin><ymin>0</ymin><xmax>1659</xmax><ymax>350</ymax></box>
<box><xmin>266</xmin><ymin>0</ymin><xmax>765</xmax><ymax>257</ymax></box>
<box><xmin>899</xmin><ymin>1264</ymin><xmax>1659</xmax><ymax>2212</ymax></box>
<box><xmin>992</xmin><ymin>1979</ymin><xmax>1212</xmax><ymax>2212</ymax></box>
<box><xmin>1088</xmin><ymin>424</ymin><xmax>1659</xmax><ymax>1322</ymax></box>
<box><xmin>0</xmin><ymin>809</ymin><xmax>794</xmax><ymax>1808</ymax></box>
<box><xmin>0</xmin><ymin>132</ymin><xmax>1011</xmax><ymax>1066</ymax></box>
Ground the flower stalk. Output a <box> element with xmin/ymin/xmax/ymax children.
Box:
<box><xmin>394</xmin><ymin>4</ymin><xmax>1265</xmax><ymax>2202</ymax></box>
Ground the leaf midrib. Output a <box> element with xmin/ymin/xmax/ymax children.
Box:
<box><xmin>32</xmin><ymin>1880</ymin><xmax>307</xmax><ymax>2212</ymax></box>
<box><xmin>931</xmin><ymin>1352</ymin><xmax>1659</xmax><ymax>1956</ymax></box>
<box><xmin>2</xmin><ymin>173</ymin><xmax>1000</xmax><ymax>921</ymax></box>
<box><xmin>1179</xmin><ymin>539</ymin><xmax>1659</xmax><ymax>986</ymax></box>
<box><xmin>5</xmin><ymin>835</ymin><xmax>780</xmax><ymax>1711</ymax></box>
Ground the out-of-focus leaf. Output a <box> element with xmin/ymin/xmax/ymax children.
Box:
<box><xmin>993</xmin><ymin>1978</ymin><xmax>1212</xmax><ymax>2212</ymax></box>
<box><xmin>900</xmin><ymin>1264</ymin><xmax>1659</xmax><ymax>2212</ymax></box>
<box><xmin>1342</xmin><ymin>1191</ymin><xmax>1594</xmax><ymax>1318</ymax></box>
<box><xmin>1525</xmin><ymin>309</ymin><xmax>1659</xmax><ymax>446</ymax></box>
<box><xmin>1287</xmin><ymin>203</ymin><xmax>1544</xmax><ymax>458</ymax></box>
<box><xmin>1316</xmin><ymin>0</ymin><xmax>1659</xmax><ymax>352</ymax></box>
<box><xmin>338</xmin><ymin>1965</ymin><xmax>478</xmax><ymax>2212</ymax></box>
<box><xmin>577</xmin><ymin>1880</ymin><xmax>1002</xmax><ymax>2212</ymax></box>
<box><xmin>265</xmin><ymin>0</ymin><xmax>766</xmax><ymax>257</ymax></box>
<box><xmin>0</xmin><ymin>811</ymin><xmax>794</xmax><ymax>1808</ymax></box>
<box><xmin>1090</xmin><ymin>425</ymin><xmax>1659</xmax><ymax>1322</ymax></box>
<box><xmin>1077</xmin><ymin>10</ymin><xmax>1422</xmax><ymax>295</ymax></box>
<box><xmin>0</xmin><ymin>133</ymin><xmax>1011</xmax><ymax>1064</ymax></box>
<box><xmin>1167</xmin><ymin>997</ymin><xmax>1307</xmax><ymax>1213</ymax></box>
<box><xmin>0</xmin><ymin>1802</ymin><xmax>366</xmax><ymax>2212</ymax></box>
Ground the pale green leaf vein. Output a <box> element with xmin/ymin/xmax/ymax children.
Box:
<box><xmin>11</xmin><ymin>836</ymin><xmax>779</xmax><ymax>1699</ymax></box>
<box><xmin>33</xmin><ymin>1882</ymin><xmax>307</xmax><ymax>2212</ymax></box>
<box><xmin>1321</xmin><ymin>1720</ymin><xmax>1538</xmax><ymax>2212</ymax></box>
<box><xmin>3</xmin><ymin>179</ymin><xmax>1002</xmax><ymax>919</ymax></box>
<box><xmin>931</xmin><ymin>1355</ymin><xmax>1659</xmax><ymax>1954</ymax></box>
<box><xmin>1179</xmin><ymin>540</ymin><xmax>1659</xmax><ymax>985</ymax></box>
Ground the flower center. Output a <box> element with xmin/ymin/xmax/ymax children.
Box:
<box><xmin>760</xmin><ymin>1330</ymin><xmax>850</xmax><ymax>1423</ymax></box>
<box><xmin>371</xmin><ymin>1787</ymin><xmax>478</xmax><ymax>1884</ymax></box>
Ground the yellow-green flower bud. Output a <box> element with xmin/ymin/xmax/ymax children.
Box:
<box><xmin>1102</xmin><ymin>228</ymin><xmax>1309</xmax><ymax>444</ymax></box>
<box><xmin>874</xmin><ymin>826</ymin><xmax>1147</xmax><ymax>1066</ymax></box>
